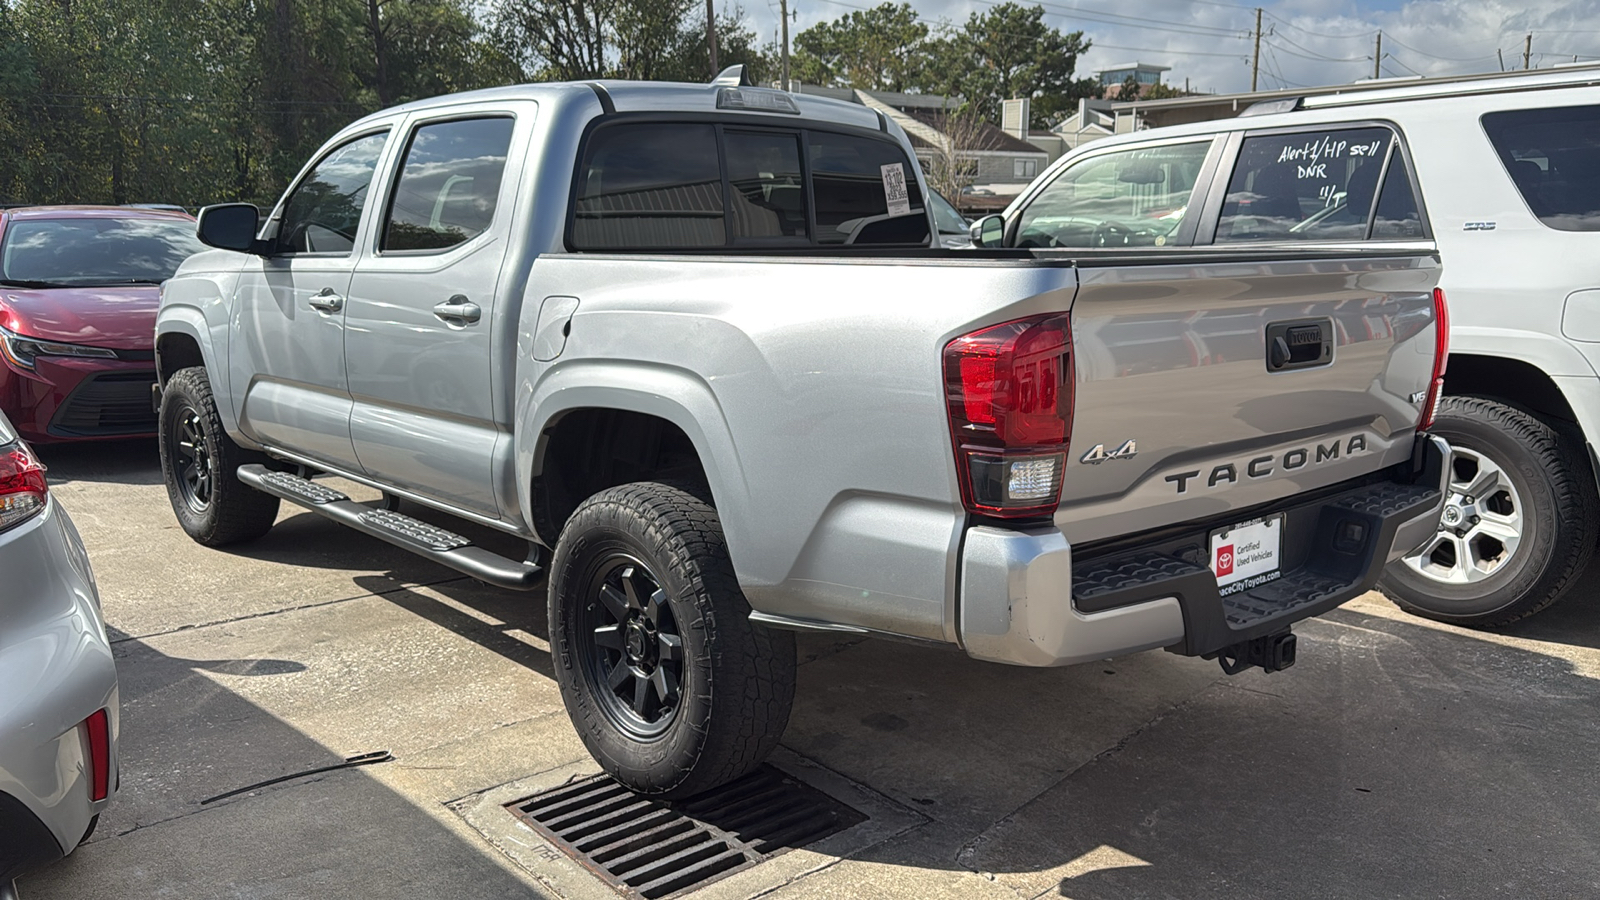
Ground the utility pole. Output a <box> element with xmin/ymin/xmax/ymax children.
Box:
<box><xmin>780</xmin><ymin>0</ymin><xmax>791</xmax><ymax>91</ymax></box>
<box><xmin>1251</xmin><ymin>7</ymin><xmax>1262</xmax><ymax>92</ymax></box>
<box><xmin>1524</xmin><ymin>33</ymin><xmax>1532</xmax><ymax>70</ymax></box>
<box><xmin>1374</xmin><ymin>32</ymin><xmax>1382</xmax><ymax>79</ymax></box>
<box><xmin>706</xmin><ymin>0</ymin><xmax>719</xmax><ymax>75</ymax></box>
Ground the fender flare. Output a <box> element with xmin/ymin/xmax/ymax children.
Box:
<box><xmin>515</xmin><ymin>361</ymin><xmax>751</xmax><ymax>548</ymax></box>
<box><xmin>155</xmin><ymin>305</ymin><xmax>244</xmax><ymax>441</ymax></box>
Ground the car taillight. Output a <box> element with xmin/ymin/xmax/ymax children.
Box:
<box><xmin>81</xmin><ymin>709</ymin><xmax>110</xmax><ymax>802</ymax></box>
<box><xmin>1420</xmin><ymin>287</ymin><xmax>1449</xmax><ymax>431</ymax></box>
<box><xmin>0</xmin><ymin>438</ymin><xmax>47</xmax><ymax>532</ymax></box>
<box><xmin>943</xmin><ymin>313</ymin><xmax>1073</xmax><ymax>518</ymax></box>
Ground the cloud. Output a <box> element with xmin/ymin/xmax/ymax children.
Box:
<box><xmin>741</xmin><ymin>0</ymin><xmax>1600</xmax><ymax>95</ymax></box>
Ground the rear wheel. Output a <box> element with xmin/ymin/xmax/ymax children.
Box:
<box><xmin>1380</xmin><ymin>395</ymin><xmax>1598</xmax><ymax>626</ymax></box>
<box><xmin>158</xmin><ymin>367</ymin><xmax>280</xmax><ymax>547</ymax></box>
<box><xmin>549</xmin><ymin>482</ymin><xmax>796</xmax><ymax>798</ymax></box>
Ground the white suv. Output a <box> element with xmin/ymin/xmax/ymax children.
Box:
<box><xmin>977</xmin><ymin>66</ymin><xmax>1600</xmax><ymax>627</ymax></box>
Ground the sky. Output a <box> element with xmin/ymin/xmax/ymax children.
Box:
<box><xmin>737</xmin><ymin>0</ymin><xmax>1600</xmax><ymax>96</ymax></box>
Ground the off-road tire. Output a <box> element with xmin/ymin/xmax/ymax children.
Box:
<box><xmin>549</xmin><ymin>481</ymin><xmax>796</xmax><ymax>798</ymax></box>
<box><xmin>158</xmin><ymin>367</ymin><xmax>280</xmax><ymax>547</ymax></box>
<box><xmin>1380</xmin><ymin>395</ymin><xmax>1598</xmax><ymax>627</ymax></box>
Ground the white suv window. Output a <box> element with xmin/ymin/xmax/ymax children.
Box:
<box><xmin>1483</xmin><ymin>104</ymin><xmax>1600</xmax><ymax>231</ymax></box>
<box><xmin>1014</xmin><ymin>141</ymin><xmax>1211</xmax><ymax>248</ymax></box>
<box><xmin>1215</xmin><ymin>127</ymin><xmax>1407</xmax><ymax>242</ymax></box>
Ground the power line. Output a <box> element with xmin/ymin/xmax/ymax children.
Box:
<box><xmin>1262</xmin><ymin>13</ymin><xmax>1376</xmax><ymax>40</ymax></box>
<box><xmin>1267</xmin><ymin>29</ymin><xmax>1370</xmax><ymax>63</ymax></box>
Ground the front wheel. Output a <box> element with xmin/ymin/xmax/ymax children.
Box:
<box><xmin>158</xmin><ymin>367</ymin><xmax>280</xmax><ymax>547</ymax></box>
<box><xmin>549</xmin><ymin>482</ymin><xmax>796</xmax><ymax>798</ymax></box>
<box><xmin>1380</xmin><ymin>395</ymin><xmax>1598</xmax><ymax>627</ymax></box>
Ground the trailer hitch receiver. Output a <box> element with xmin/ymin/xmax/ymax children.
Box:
<box><xmin>1209</xmin><ymin>630</ymin><xmax>1296</xmax><ymax>675</ymax></box>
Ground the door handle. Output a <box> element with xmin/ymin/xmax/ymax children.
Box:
<box><xmin>308</xmin><ymin>288</ymin><xmax>344</xmax><ymax>313</ymax></box>
<box><xmin>433</xmin><ymin>296</ymin><xmax>481</xmax><ymax>325</ymax></box>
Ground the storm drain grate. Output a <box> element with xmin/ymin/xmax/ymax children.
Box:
<box><xmin>506</xmin><ymin>765</ymin><xmax>868</xmax><ymax>899</ymax></box>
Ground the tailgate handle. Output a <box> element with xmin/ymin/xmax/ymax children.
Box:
<box><xmin>1265</xmin><ymin>318</ymin><xmax>1333</xmax><ymax>372</ymax></box>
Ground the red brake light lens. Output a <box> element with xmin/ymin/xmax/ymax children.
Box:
<box><xmin>82</xmin><ymin>709</ymin><xmax>111</xmax><ymax>802</ymax></box>
<box><xmin>944</xmin><ymin>313</ymin><xmax>1073</xmax><ymax>518</ymax></box>
<box><xmin>1420</xmin><ymin>287</ymin><xmax>1449</xmax><ymax>431</ymax></box>
<box><xmin>0</xmin><ymin>439</ymin><xmax>47</xmax><ymax>532</ymax></box>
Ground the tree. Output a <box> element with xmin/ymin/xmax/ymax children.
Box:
<box><xmin>1142</xmin><ymin>80</ymin><xmax>1189</xmax><ymax>100</ymax></box>
<box><xmin>790</xmin><ymin>2</ymin><xmax>927</xmax><ymax>92</ymax></box>
<box><xmin>490</xmin><ymin>0</ymin><xmax>612</xmax><ymax>79</ymax></box>
<box><xmin>490</xmin><ymin>0</ymin><xmax>758</xmax><ymax>83</ymax></box>
<box><xmin>661</xmin><ymin>7</ymin><xmax>773</xmax><ymax>84</ymax></box>
<box><xmin>922</xmin><ymin>103</ymin><xmax>988</xmax><ymax>202</ymax></box>
<box><xmin>926</xmin><ymin>3</ymin><xmax>1097</xmax><ymax>129</ymax></box>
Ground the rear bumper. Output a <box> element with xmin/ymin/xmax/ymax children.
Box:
<box><xmin>958</xmin><ymin>434</ymin><xmax>1450</xmax><ymax>667</ymax></box>
<box><xmin>0</xmin><ymin>498</ymin><xmax>119</xmax><ymax>868</ymax></box>
<box><xmin>1</xmin><ymin>355</ymin><xmax>157</xmax><ymax>443</ymax></box>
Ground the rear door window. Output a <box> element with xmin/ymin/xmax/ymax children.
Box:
<box><xmin>1013</xmin><ymin>141</ymin><xmax>1211</xmax><ymax>248</ymax></box>
<box><xmin>1214</xmin><ymin>127</ymin><xmax>1402</xmax><ymax>242</ymax></box>
<box><xmin>1482</xmin><ymin>105</ymin><xmax>1600</xmax><ymax>231</ymax></box>
<box><xmin>382</xmin><ymin>117</ymin><xmax>515</xmax><ymax>252</ymax></box>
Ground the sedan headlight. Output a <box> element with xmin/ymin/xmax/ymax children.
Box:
<box><xmin>0</xmin><ymin>324</ymin><xmax>118</xmax><ymax>370</ymax></box>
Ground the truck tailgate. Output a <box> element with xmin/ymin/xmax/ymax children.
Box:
<box><xmin>1059</xmin><ymin>251</ymin><xmax>1441</xmax><ymax>546</ymax></box>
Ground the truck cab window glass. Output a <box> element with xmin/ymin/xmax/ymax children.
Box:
<box><xmin>1482</xmin><ymin>104</ymin><xmax>1600</xmax><ymax>231</ymax></box>
<box><xmin>1014</xmin><ymin>141</ymin><xmax>1209</xmax><ymax>249</ymax></box>
<box><xmin>808</xmin><ymin>132</ymin><xmax>929</xmax><ymax>245</ymax></box>
<box><xmin>725</xmin><ymin>130</ymin><xmax>808</xmax><ymax>243</ymax></box>
<box><xmin>572</xmin><ymin>123</ymin><xmax>725</xmax><ymax>249</ymax></box>
<box><xmin>383</xmin><ymin>118</ymin><xmax>515</xmax><ymax>252</ymax></box>
<box><xmin>1371</xmin><ymin>156</ymin><xmax>1424</xmax><ymax>239</ymax></box>
<box><xmin>1214</xmin><ymin>128</ymin><xmax>1393</xmax><ymax>243</ymax></box>
<box><xmin>273</xmin><ymin>131</ymin><xmax>389</xmax><ymax>255</ymax></box>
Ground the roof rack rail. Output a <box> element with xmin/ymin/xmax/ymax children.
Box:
<box><xmin>1240</xmin><ymin>98</ymin><xmax>1302</xmax><ymax>117</ymax></box>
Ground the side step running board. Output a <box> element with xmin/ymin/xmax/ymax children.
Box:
<box><xmin>237</xmin><ymin>464</ymin><xmax>542</xmax><ymax>591</ymax></box>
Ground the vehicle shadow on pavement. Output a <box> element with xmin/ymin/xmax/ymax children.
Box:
<box><xmin>1495</xmin><ymin>553</ymin><xmax>1600</xmax><ymax>652</ymax></box>
<box><xmin>32</xmin><ymin>438</ymin><xmax>163</xmax><ymax>487</ymax></box>
<box><xmin>352</xmin><ymin>573</ymin><xmax>556</xmax><ymax>682</ymax></box>
<box><xmin>20</xmin><ymin>627</ymin><xmax>550</xmax><ymax>899</ymax></box>
<box><xmin>934</xmin><ymin>604</ymin><xmax>1600</xmax><ymax>900</ymax></box>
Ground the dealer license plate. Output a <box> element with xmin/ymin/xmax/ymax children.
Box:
<box><xmin>1210</xmin><ymin>515</ymin><xmax>1283</xmax><ymax>595</ymax></box>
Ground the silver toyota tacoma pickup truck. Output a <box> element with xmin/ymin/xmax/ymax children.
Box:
<box><xmin>155</xmin><ymin>71</ymin><xmax>1450</xmax><ymax>798</ymax></box>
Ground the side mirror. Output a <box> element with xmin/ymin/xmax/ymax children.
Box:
<box><xmin>970</xmin><ymin>214</ymin><xmax>1006</xmax><ymax>248</ymax></box>
<box><xmin>196</xmin><ymin>203</ymin><xmax>264</xmax><ymax>254</ymax></box>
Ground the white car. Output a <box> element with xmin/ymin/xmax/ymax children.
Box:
<box><xmin>984</xmin><ymin>66</ymin><xmax>1600</xmax><ymax>627</ymax></box>
<box><xmin>0</xmin><ymin>409</ymin><xmax>118</xmax><ymax>895</ymax></box>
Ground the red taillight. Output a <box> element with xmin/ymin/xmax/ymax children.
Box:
<box><xmin>1420</xmin><ymin>287</ymin><xmax>1450</xmax><ymax>431</ymax></box>
<box><xmin>0</xmin><ymin>439</ymin><xmax>47</xmax><ymax>532</ymax></box>
<box><xmin>944</xmin><ymin>313</ymin><xmax>1073</xmax><ymax>518</ymax></box>
<box><xmin>82</xmin><ymin>708</ymin><xmax>110</xmax><ymax>802</ymax></box>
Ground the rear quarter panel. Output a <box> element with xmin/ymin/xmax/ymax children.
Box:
<box><xmin>517</xmin><ymin>255</ymin><xmax>1078</xmax><ymax>641</ymax></box>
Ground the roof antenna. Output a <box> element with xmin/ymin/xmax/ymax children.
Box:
<box><xmin>712</xmin><ymin>65</ymin><xmax>752</xmax><ymax>87</ymax></box>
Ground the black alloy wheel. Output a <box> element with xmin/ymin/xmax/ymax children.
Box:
<box><xmin>171</xmin><ymin>405</ymin><xmax>214</xmax><ymax>513</ymax></box>
<box><xmin>582</xmin><ymin>555</ymin><xmax>685</xmax><ymax>738</ymax></box>
<box><xmin>158</xmin><ymin>366</ymin><xmax>280</xmax><ymax>546</ymax></box>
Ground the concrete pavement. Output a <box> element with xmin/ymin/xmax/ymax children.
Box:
<box><xmin>19</xmin><ymin>439</ymin><xmax>1600</xmax><ymax>898</ymax></box>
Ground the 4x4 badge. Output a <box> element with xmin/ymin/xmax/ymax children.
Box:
<box><xmin>1081</xmin><ymin>440</ymin><xmax>1138</xmax><ymax>464</ymax></box>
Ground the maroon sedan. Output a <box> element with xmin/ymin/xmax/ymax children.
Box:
<box><xmin>0</xmin><ymin>206</ymin><xmax>204</xmax><ymax>443</ymax></box>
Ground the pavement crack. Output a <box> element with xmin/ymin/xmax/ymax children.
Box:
<box><xmin>109</xmin><ymin>575</ymin><xmax>469</xmax><ymax>644</ymax></box>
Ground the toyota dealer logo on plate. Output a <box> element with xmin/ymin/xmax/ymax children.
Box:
<box><xmin>1216</xmin><ymin>545</ymin><xmax>1235</xmax><ymax>577</ymax></box>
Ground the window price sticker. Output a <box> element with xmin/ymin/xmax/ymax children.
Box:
<box><xmin>881</xmin><ymin>162</ymin><xmax>912</xmax><ymax>217</ymax></box>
